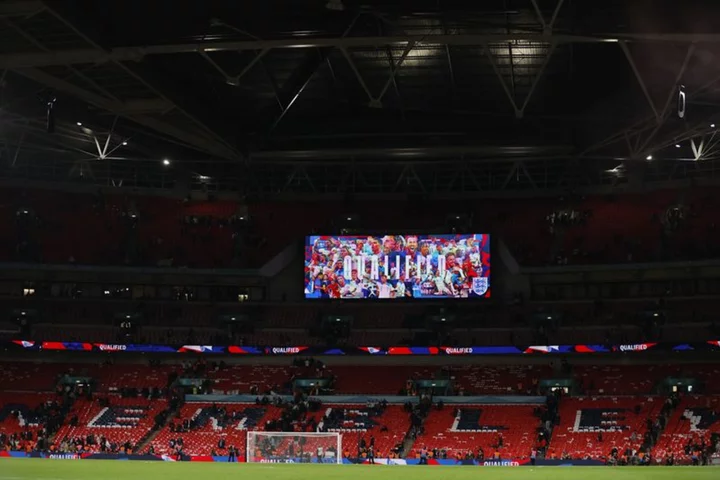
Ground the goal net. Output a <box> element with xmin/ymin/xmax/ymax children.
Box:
<box><xmin>247</xmin><ymin>431</ymin><xmax>342</xmax><ymax>464</ymax></box>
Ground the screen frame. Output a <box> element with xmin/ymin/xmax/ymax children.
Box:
<box><xmin>303</xmin><ymin>233</ymin><xmax>491</xmax><ymax>301</ymax></box>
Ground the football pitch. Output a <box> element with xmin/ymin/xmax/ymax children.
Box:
<box><xmin>1</xmin><ymin>460</ymin><xmax>719</xmax><ymax>480</ymax></box>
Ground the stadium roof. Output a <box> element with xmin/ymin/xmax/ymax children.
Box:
<box><xmin>2</xmin><ymin>0</ymin><xmax>720</xmax><ymax>196</ymax></box>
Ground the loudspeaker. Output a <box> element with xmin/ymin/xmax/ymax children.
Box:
<box><xmin>677</xmin><ymin>84</ymin><xmax>686</xmax><ymax>119</ymax></box>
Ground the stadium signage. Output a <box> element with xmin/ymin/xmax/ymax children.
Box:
<box><xmin>271</xmin><ymin>347</ymin><xmax>301</xmax><ymax>354</ymax></box>
<box><xmin>483</xmin><ymin>460</ymin><xmax>520</xmax><ymax>467</ymax></box>
<box><xmin>618</xmin><ymin>344</ymin><xmax>648</xmax><ymax>352</ymax></box>
<box><xmin>445</xmin><ymin>347</ymin><xmax>474</xmax><ymax>354</ymax></box>
<box><xmin>8</xmin><ymin>339</ymin><xmax>720</xmax><ymax>355</ymax></box>
<box><xmin>340</xmin><ymin>254</ymin><xmax>460</xmax><ymax>281</ymax></box>
<box><xmin>48</xmin><ymin>454</ymin><xmax>80</xmax><ymax>460</ymax></box>
<box><xmin>97</xmin><ymin>344</ymin><xmax>127</xmax><ymax>351</ymax></box>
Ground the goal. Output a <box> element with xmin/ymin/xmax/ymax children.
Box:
<box><xmin>246</xmin><ymin>431</ymin><xmax>342</xmax><ymax>464</ymax></box>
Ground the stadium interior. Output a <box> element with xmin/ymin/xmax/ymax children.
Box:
<box><xmin>1</xmin><ymin>0</ymin><xmax>720</xmax><ymax>473</ymax></box>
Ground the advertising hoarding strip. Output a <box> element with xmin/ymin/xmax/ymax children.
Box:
<box><xmin>6</xmin><ymin>340</ymin><xmax>720</xmax><ymax>355</ymax></box>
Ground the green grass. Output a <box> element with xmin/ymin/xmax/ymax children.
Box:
<box><xmin>0</xmin><ymin>459</ymin><xmax>718</xmax><ymax>480</ymax></box>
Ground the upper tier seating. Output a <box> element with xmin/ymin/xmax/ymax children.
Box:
<box><xmin>0</xmin><ymin>189</ymin><xmax>240</xmax><ymax>268</ymax></box>
<box><xmin>0</xmin><ymin>362</ymin><xmax>71</xmax><ymax>391</ymax></box>
<box><xmin>208</xmin><ymin>365</ymin><xmax>294</xmax><ymax>395</ymax></box>
<box><xmin>2</xmin><ymin>186</ymin><xmax>720</xmax><ymax>268</ymax></box>
<box><xmin>2</xmin><ymin>360</ymin><xmax>718</xmax><ymax>397</ymax></box>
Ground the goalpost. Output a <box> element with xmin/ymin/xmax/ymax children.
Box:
<box><xmin>247</xmin><ymin>431</ymin><xmax>342</xmax><ymax>464</ymax></box>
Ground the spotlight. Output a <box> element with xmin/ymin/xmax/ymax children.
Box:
<box><xmin>712</xmin><ymin>124</ymin><xmax>716</xmax><ymax>128</ymax></box>
<box><xmin>122</xmin><ymin>141</ymin><xmax>128</xmax><ymax>146</ymax></box>
<box><xmin>675</xmin><ymin>144</ymin><xmax>681</xmax><ymax>148</ymax></box>
<box><xmin>162</xmin><ymin>159</ymin><xmax>171</xmax><ymax>166</ymax></box>
<box><xmin>646</xmin><ymin>155</ymin><xmax>653</xmax><ymax>160</ymax></box>
<box><xmin>76</xmin><ymin>122</ymin><xmax>82</xmax><ymax>126</ymax></box>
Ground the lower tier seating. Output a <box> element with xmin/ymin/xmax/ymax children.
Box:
<box><xmin>53</xmin><ymin>396</ymin><xmax>168</xmax><ymax>450</ymax></box>
<box><xmin>0</xmin><ymin>393</ymin><xmax>59</xmax><ymax>445</ymax></box>
<box><xmin>413</xmin><ymin>405</ymin><xmax>539</xmax><ymax>460</ymax></box>
<box><xmin>150</xmin><ymin>402</ymin><xmax>285</xmax><ymax>457</ymax></box>
<box><xmin>548</xmin><ymin>396</ymin><xmax>661</xmax><ymax>459</ymax></box>
<box><xmin>653</xmin><ymin>395</ymin><xmax>720</xmax><ymax>462</ymax></box>
<box><xmin>149</xmin><ymin>402</ymin><xmax>410</xmax><ymax>460</ymax></box>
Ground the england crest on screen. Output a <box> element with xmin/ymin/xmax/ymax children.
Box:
<box><xmin>472</xmin><ymin>277</ymin><xmax>489</xmax><ymax>295</ymax></box>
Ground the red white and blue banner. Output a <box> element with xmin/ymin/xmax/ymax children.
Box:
<box><xmin>6</xmin><ymin>340</ymin><xmax>720</xmax><ymax>355</ymax></box>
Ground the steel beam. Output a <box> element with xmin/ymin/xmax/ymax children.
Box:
<box><xmin>44</xmin><ymin>4</ymin><xmax>242</xmax><ymax>160</ymax></box>
<box><xmin>518</xmin><ymin>43</ymin><xmax>557</xmax><ymax>116</ymax></box>
<box><xmin>10</xmin><ymin>131</ymin><xmax>25</xmax><ymax>167</ymax></box>
<box><xmin>619</xmin><ymin>41</ymin><xmax>660</xmax><ymax>120</ymax></box>
<box><xmin>2</xmin><ymin>17</ymin><xmax>123</xmax><ymax>103</ymax></box>
<box><xmin>385</xmin><ymin>47</ymin><xmax>406</xmax><ymax>121</ymax></box>
<box><xmin>484</xmin><ymin>44</ymin><xmax>520</xmax><ymax>116</ymax></box>
<box><xmin>250</xmin><ymin>144</ymin><xmax>572</xmax><ymax>160</ymax></box>
<box><xmin>637</xmin><ymin>43</ymin><xmax>695</xmax><ymax>152</ymax></box>
<box><xmin>340</xmin><ymin>47</ymin><xmax>375</xmax><ymax>103</ymax></box>
<box><xmin>231</xmin><ymin>48</ymin><xmax>270</xmax><ymax>85</ymax></box>
<box><xmin>529</xmin><ymin>0</ymin><xmax>547</xmax><ymax>29</ymax></box>
<box><xmin>261</xmin><ymin>49</ymin><xmax>329</xmax><ymax>132</ymax></box>
<box><xmin>518</xmin><ymin>161</ymin><xmax>538</xmax><ymax>189</ymax></box>
<box><xmin>3</xmin><ymin>32</ymin><xmax>709</xmax><ymax>69</ymax></box>
<box><xmin>548</xmin><ymin>0</ymin><xmax>566</xmax><ymax>32</ymax></box>
<box><xmin>691</xmin><ymin>138</ymin><xmax>704</xmax><ymax>160</ymax></box>
<box><xmin>579</xmin><ymin>63</ymin><xmax>720</xmax><ymax>159</ymax></box>
<box><xmin>501</xmin><ymin>162</ymin><xmax>520</xmax><ymax>189</ymax></box>
<box><xmin>14</xmin><ymin>67</ymin><xmax>237</xmax><ymax>159</ymax></box>
<box><xmin>445</xmin><ymin>45</ymin><xmax>456</xmax><ymax>89</ymax></box>
<box><xmin>376</xmin><ymin>41</ymin><xmax>415</xmax><ymax>103</ymax></box>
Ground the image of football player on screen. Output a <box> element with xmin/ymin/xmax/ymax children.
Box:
<box><xmin>304</xmin><ymin>233</ymin><xmax>490</xmax><ymax>299</ymax></box>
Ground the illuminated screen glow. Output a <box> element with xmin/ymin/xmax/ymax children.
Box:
<box><xmin>304</xmin><ymin>234</ymin><xmax>490</xmax><ymax>299</ymax></box>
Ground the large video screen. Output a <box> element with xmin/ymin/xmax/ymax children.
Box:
<box><xmin>304</xmin><ymin>234</ymin><xmax>490</xmax><ymax>299</ymax></box>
